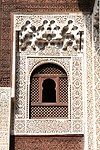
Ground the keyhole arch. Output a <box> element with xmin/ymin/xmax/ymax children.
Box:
<box><xmin>42</xmin><ymin>78</ymin><xmax>56</xmax><ymax>103</ymax></box>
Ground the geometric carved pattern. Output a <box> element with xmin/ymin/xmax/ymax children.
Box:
<box><xmin>93</xmin><ymin>1</ymin><xmax>100</xmax><ymax>149</ymax></box>
<box><xmin>12</xmin><ymin>118</ymin><xmax>84</xmax><ymax>135</ymax></box>
<box><xmin>26</xmin><ymin>119</ymin><xmax>72</xmax><ymax>134</ymax></box>
<box><xmin>15</xmin><ymin>56</ymin><xmax>26</xmax><ymax>119</ymax></box>
<box><xmin>30</xmin><ymin>106</ymin><xmax>68</xmax><ymax>118</ymax></box>
<box><xmin>30</xmin><ymin>77</ymin><xmax>39</xmax><ymax>103</ymax></box>
<box><xmin>13</xmin><ymin>53</ymin><xmax>84</xmax><ymax>135</ymax></box>
<box><xmin>32</xmin><ymin>63</ymin><xmax>66</xmax><ymax>75</ymax></box>
<box><xmin>11</xmin><ymin>118</ymin><xmax>84</xmax><ymax>135</ymax></box>
<box><xmin>59</xmin><ymin>77</ymin><xmax>68</xmax><ymax>103</ymax></box>
<box><xmin>28</xmin><ymin>58</ymin><xmax>70</xmax><ymax>77</ymax></box>
<box><xmin>72</xmin><ymin>120</ymin><xmax>83</xmax><ymax>133</ymax></box>
<box><xmin>86</xmin><ymin>14</ymin><xmax>95</xmax><ymax>150</ymax></box>
<box><xmin>72</xmin><ymin>57</ymin><xmax>83</xmax><ymax>119</ymax></box>
<box><xmin>13</xmin><ymin>14</ymin><xmax>84</xmax><ymax>137</ymax></box>
<box><xmin>94</xmin><ymin>55</ymin><xmax>100</xmax><ymax>150</ymax></box>
<box><xmin>15</xmin><ymin>56</ymin><xmax>71</xmax><ymax>123</ymax></box>
<box><xmin>14</xmin><ymin>120</ymin><xmax>25</xmax><ymax>134</ymax></box>
<box><xmin>0</xmin><ymin>87</ymin><xmax>11</xmax><ymax>150</ymax></box>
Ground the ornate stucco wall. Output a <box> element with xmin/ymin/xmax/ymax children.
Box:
<box><xmin>0</xmin><ymin>0</ymin><xmax>99</xmax><ymax>150</ymax></box>
<box><xmin>11</xmin><ymin>14</ymin><xmax>84</xmax><ymax>136</ymax></box>
<box><xmin>93</xmin><ymin>0</ymin><xmax>100</xmax><ymax>149</ymax></box>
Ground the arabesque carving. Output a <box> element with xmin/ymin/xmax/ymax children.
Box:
<box><xmin>19</xmin><ymin>19</ymin><xmax>84</xmax><ymax>52</ymax></box>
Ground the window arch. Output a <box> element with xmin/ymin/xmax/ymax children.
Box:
<box><xmin>29</xmin><ymin>63</ymin><xmax>68</xmax><ymax>118</ymax></box>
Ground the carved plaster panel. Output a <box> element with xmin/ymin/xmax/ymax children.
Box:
<box><xmin>13</xmin><ymin>55</ymin><xmax>84</xmax><ymax>135</ymax></box>
<box><xmin>15</xmin><ymin>55</ymin><xmax>27</xmax><ymax>119</ymax></box>
<box><xmin>0</xmin><ymin>87</ymin><xmax>11</xmax><ymax>150</ymax></box>
<box><xmin>93</xmin><ymin>1</ymin><xmax>100</xmax><ymax>149</ymax></box>
<box><xmin>14</xmin><ymin>14</ymin><xmax>85</xmax><ymax>56</ymax></box>
<box><xmin>72</xmin><ymin>57</ymin><xmax>83</xmax><ymax>119</ymax></box>
<box><xmin>13</xmin><ymin>13</ymin><xmax>84</xmax><ymax>136</ymax></box>
<box><xmin>85</xmin><ymin>14</ymin><xmax>96</xmax><ymax>150</ymax></box>
<box><xmin>26</xmin><ymin>119</ymin><xmax>71</xmax><ymax>134</ymax></box>
<box><xmin>12</xmin><ymin>119</ymin><xmax>84</xmax><ymax>135</ymax></box>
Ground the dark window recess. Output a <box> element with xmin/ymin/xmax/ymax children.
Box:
<box><xmin>42</xmin><ymin>78</ymin><xmax>56</xmax><ymax>103</ymax></box>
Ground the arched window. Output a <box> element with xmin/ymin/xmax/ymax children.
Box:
<box><xmin>30</xmin><ymin>63</ymin><xmax>68</xmax><ymax>118</ymax></box>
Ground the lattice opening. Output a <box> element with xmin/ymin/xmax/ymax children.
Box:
<box><xmin>59</xmin><ymin>77</ymin><xmax>68</xmax><ymax>103</ymax></box>
<box><xmin>30</xmin><ymin>63</ymin><xmax>68</xmax><ymax>118</ymax></box>
<box><xmin>30</xmin><ymin>77</ymin><xmax>39</xmax><ymax>104</ymax></box>
<box><xmin>32</xmin><ymin>63</ymin><xmax>66</xmax><ymax>75</ymax></box>
<box><xmin>30</xmin><ymin>106</ymin><xmax>68</xmax><ymax>118</ymax></box>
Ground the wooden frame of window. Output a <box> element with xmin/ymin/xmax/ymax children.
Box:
<box><xmin>39</xmin><ymin>75</ymin><xmax>59</xmax><ymax>104</ymax></box>
<box><xmin>31</xmin><ymin>74</ymin><xmax>68</xmax><ymax>106</ymax></box>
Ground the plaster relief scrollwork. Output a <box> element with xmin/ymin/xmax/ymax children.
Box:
<box><xmin>14</xmin><ymin>14</ymin><xmax>84</xmax><ymax>56</ymax></box>
<box><xmin>26</xmin><ymin>119</ymin><xmax>71</xmax><ymax>134</ymax></box>
<box><xmin>19</xmin><ymin>19</ymin><xmax>84</xmax><ymax>53</ymax></box>
<box><xmin>13</xmin><ymin>119</ymin><xmax>83</xmax><ymax>135</ymax></box>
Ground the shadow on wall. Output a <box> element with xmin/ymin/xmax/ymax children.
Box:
<box><xmin>77</xmin><ymin>0</ymin><xmax>95</xmax><ymax>13</ymax></box>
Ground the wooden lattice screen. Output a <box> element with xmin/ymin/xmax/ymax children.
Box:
<box><xmin>30</xmin><ymin>63</ymin><xmax>68</xmax><ymax>118</ymax></box>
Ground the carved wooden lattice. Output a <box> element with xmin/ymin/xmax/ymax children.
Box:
<box><xmin>30</xmin><ymin>77</ymin><xmax>39</xmax><ymax>103</ymax></box>
<box><xmin>30</xmin><ymin>63</ymin><xmax>68</xmax><ymax>118</ymax></box>
<box><xmin>32</xmin><ymin>63</ymin><xmax>66</xmax><ymax>75</ymax></box>
<box><xmin>31</xmin><ymin>106</ymin><xmax>68</xmax><ymax>118</ymax></box>
<box><xmin>59</xmin><ymin>77</ymin><xmax>68</xmax><ymax>103</ymax></box>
